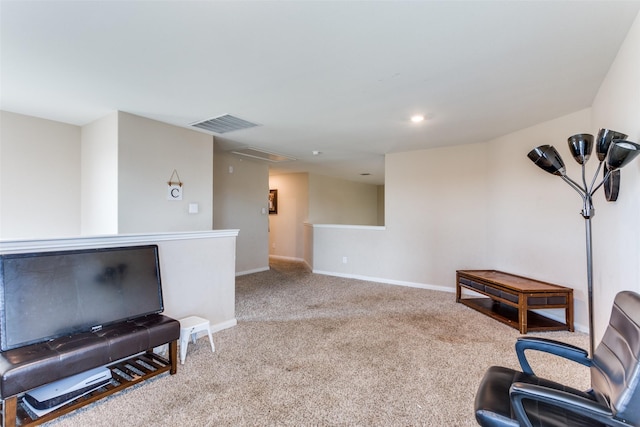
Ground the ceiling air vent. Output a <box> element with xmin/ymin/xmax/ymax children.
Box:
<box><xmin>231</xmin><ymin>147</ymin><xmax>296</xmax><ymax>163</ymax></box>
<box><xmin>191</xmin><ymin>114</ymin><xmax>259</xmax><ymax>134</ymax></box>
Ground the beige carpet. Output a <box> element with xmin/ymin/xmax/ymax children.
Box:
<box><xmin>48</xmin><ymin>259</ymin><xmax>589</xmax><ymax>426</ymax></box>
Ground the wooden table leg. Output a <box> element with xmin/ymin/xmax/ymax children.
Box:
<box><xmin>518</xmin><ymin>294</ymin><xmax>528</xmax><ymax>334</ymax></box>
<box><xmin>2</xmin><ymin>396</ymin><xmax>17</xmax><ymax>427</ymax></box>
<box><xmin>169</xmin><ymin>340</ymin><xmax>178</xmax><ymax>375</ymax></box>
<box><xmin>567</xmin><ymin>293</ymin><xmax>575</xmax><ymax>332</ymax></box>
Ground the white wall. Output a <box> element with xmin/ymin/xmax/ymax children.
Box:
<box><xmin>81</xmin><ymin>112</ymin><xmax>118</xmax><ymax>235</ymax></box>
<box><xmin>308</xmin><ymin>174</ymin><xmax>380</xmax><ymax>225</ymax></box>
<box><xmin>312</xmin><ymin>224</ymin><xmax>388</xmax><ymax>280</ymax></box>
<box><xmin>312</xmin><ymin>142</ymin><xmax>489</xmax><ymax>290</ymax></box>
<box><xmin>213</xmin><ymin>149</ymin><xmax>270</xmax><ymax>274</ymax></box>
<box><xmin>377</xmin><ymin>185</ymin><xmax>385</xmax><ymax>225</ymax></box>
<box><xmin>303</xmin><ymin>222</ymin><xmax>313</xmax><ymax>269</ymax></box>
<box><xmin>589</xmin><ymin>10</ymin><xmax>640</xmax><ymax>342</ymax></box>
<box><xmin>117</xmin><ymin>112</ymin><xmax>214</xmax><ymax>233</ymax></box>
<box><xmin>0</xmin><ymin>111</ymin><xmax>81</xmax><ymax>238</ymax></box>
<box><xmin>486</xmin><ymin>109</ymin><xmax>592</xmax><ymax>326</ymax></box>
<box><xmin>386</xmin><ymin>142</ymin><xmax>489</xmax><ymax>287</ymax></box>
<box><xmin>158</xmin><ymin>234</ymin><xmax>237</xmax><ymax>327</ymax></box>
<box><xmin>0</xmin><ymin>111</ymin><xmax>216</xmax><ymax>238</ymax></box>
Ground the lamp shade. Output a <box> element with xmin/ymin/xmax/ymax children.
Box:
<box><xmin>606</xmin><ymin>140</ymin><xmax>640</xmax><ymax>170</ymax></box>
<box><xmin>527</xmin><ymin>145</ymin><xmax>566</xmax><ymax>176</ymax></box>
<box><xmin>596</xmin><ymin>129</ymin><xmax>627</xmax><ymax>162</ymax></box>
<box><xmin>567</xmin><ymin>134</ymin><xmax>593</xmax><ymax>165</ymax></box>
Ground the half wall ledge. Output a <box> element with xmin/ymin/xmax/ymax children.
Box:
<box><xmin>0</xmin><ymin>230</ymin><xmax>240</xmax><ymax>254</ymax></box>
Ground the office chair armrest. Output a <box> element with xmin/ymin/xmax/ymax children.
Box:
<box><xmin>510</xmin><ymin>382</ymin><xmax>627</xmax><ymax>427</ymax></box>
<box><xmin>515</xmin><ymin>337</ymin><xmax>591</xmax><ymax>375</ymax></box>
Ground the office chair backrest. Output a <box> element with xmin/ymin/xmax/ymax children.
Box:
<box><xmin>590</xmin><ymin>290</ymin><xmax>640</xmax><ymax>425</ymax></box>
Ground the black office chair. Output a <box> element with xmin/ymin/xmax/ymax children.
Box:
<box><xmin>474</xmin><ymin>290</ymin><xmax>640</xmax><ymax>427</ymax></box>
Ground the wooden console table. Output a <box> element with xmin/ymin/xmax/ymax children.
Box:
<box><xmin>456</xmin><ymin>270</ymin><xmax>574</xmax><ymax>334</ymax></box>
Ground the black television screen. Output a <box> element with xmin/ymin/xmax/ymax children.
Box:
<box><xmin>0</xmin><ymin>245</ymin><xmax>164</xmax><ymax>351</ymax></box>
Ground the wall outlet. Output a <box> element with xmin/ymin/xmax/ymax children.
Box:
<box><xmin>272</xmin><ymin>242</ymin><xmax>276</xmax><ymax>249</ymax></box>
<box><xmin>342</xmin><ymin>256</ymin><xmax>348</xmax><ymax>264</ymax></box>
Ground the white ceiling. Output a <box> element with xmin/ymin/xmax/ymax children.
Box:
<box><xmin>2</xmin><ymin>1</ymin><xmax>639</xmax><ymax>185</ymax></box>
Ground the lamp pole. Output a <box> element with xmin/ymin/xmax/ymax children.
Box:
<box><xmin>583</xmin><ymin>205</ymin><xmax>595</xmax><ymax>357</ymax></box>
<box><xmin>561</xmin><ymin>173</ymin><xmax>597</xmax><ymax>356</ymax></box>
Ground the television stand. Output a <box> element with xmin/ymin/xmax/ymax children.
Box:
<box><xmin>2</xmin><ymin>342</ymin><xmax>177</xmax><ymax>427</ymax></box>
<box><xmin>456</xmin><ymin>270</ymin><xmax>574</xmax><ymax>334</ymax></box>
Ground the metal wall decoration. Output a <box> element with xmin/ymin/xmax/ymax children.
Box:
<box><xmin>167</xmin><ymin>169</ymin><xmax>183</xmax><ymax>201</ymax></box>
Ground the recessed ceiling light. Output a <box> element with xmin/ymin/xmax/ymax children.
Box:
<box><xmin>411</xmin><ymin>115</ymin><xmax>424</xmax><ymax>123</ymax></box>
<box><xmin>312</xmin><ymin>150</ymin><xmax>321</xmax><ymax>156</ymax></box>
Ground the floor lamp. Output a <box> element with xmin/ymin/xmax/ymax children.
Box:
<box><xmin>527</xmin><ymin>129</ymin><xmax>640</xmax><ymax>356</ymax></box>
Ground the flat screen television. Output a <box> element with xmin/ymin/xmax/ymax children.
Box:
<box><xmin>0</xmin><ymin>245</ymin><xmax>164</xmax><ymax>351</ymax></box>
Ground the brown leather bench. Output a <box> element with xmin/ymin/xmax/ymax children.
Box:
<box><xmin>0</xmin><ymin>314</ymin><xmax>179</xmax><ymax>427</ymax></box>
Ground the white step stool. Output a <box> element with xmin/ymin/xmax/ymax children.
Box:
<box><xmin>179</xmin><ymin>316</ymin><xmax>215</xmax><ymax>364</ymax></box>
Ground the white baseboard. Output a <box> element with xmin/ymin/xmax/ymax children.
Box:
<box><xmin>236</xmin><ymin>266</ymin><xmax>269</xmax><ymax>276</ymax></box>
<box><xmin>529</xmin><ymin>310</ymin><xmax>588</xmax><ymax>334</ymax></box>
<box><xmin>210</xmin><ymin>318</ymin><xmax>237</xmax><ymax>333</ymax></box>
<box><xmin>312</xmin><ymin>269</ymin><xmax>453</xmax><ymax>294</ymax></box>
<box><xmin>188</xmin><ymin>318</ymin><xmax>237</xmax><ymax>342</ymax></box>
